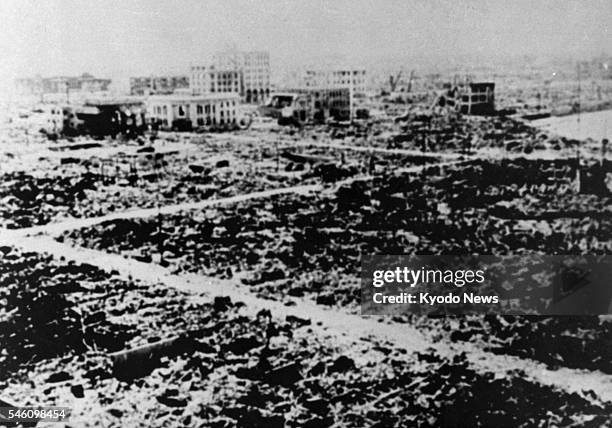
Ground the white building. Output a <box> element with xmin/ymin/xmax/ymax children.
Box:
<box><xmin>146</xmin><ymin>93</ymin><xmax>240</xmax><ymax>130</ymax></box>
<box><xmin>23</xmin><ymin>103</ymin><xmax>66</xmax><ymax>133</ymax></box>
<box><xmin>213</xmin><ymin>51</ymin><xmax>271</xmax><ymax>103</ymax></box>
<box><xmin>190</xmin><ymin>66</ymin><xmax>240</xmax><ymax>96</ymax></box>
<box><xmin>304</xmin><ymin>68</ymin><xmax>367</xmax><ymax>95</ymax></box>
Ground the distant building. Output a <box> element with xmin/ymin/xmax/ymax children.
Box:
<box><xmin>15</xmin><ymin>73</ymin><xmax>111</xmax><ymax>96</ymax></box>
<box><xmin>129</xmin><ymin>75</ymin><xmax>189</xmax><ymax>95</ymax></box>
<box><xmin>258</xmin><ymin>87</ymin><xmax>351</xmax><ymax>125</ymax></box>
<box><xmin>458</xmin><ymin>82</ymin><xmax>495</xmax><ymax>115</ymax></box>
<box><xmin>258</xmin><ymin>92</ymin><xmax>311</xmax><ymax>125</ymax></box>
<box><xmin>190</xmin><ymin>66</ymin><xmax>241</xmax><ymax>96</ymax></box>
<box><xmin>436</xmin><ymin>82</ymin><xmax>495</xmax><ymax>115</ymax></box>
<box><xmin>76</xmin><ymin>98</ymin><xmax>146</xmax><ymax>137</ymax></box>
<box><xmin>22</xmin><ymin>104</ymin><xmax>66</xmax><ymax>133</ymax></box>
<box><xmin>304</xmin><ymin>68</ymin><xmax>367</xmax><ymax>95</ymax></box>
<box><xmin>308</xmin><ymin>87</ymin><xmax>351</xmax><ymax>121</ymax></box>
<box><xmin>213</xmin><ymin>50</ymin><xmax>271</xmax><ymax>103</ymax></box>
<box><xmin>45</xmin><ymin>104</ymin><xmax>66</xmax><ymax>133</ymax></box>
<box><xmin>146</xmin><ymin>93</ymin><xmax>240</xmax><ymax>131</ymax></box>
<box><xmin>14</xmin><ymin>78</ymin><xmax>43</xmax><ymax>95</ymax></box>
<box><xmin>60</xmin><ymin>98</ymin><xmax>145</xmax><ymax>137</ymax></box>
<box><xmin>78</xmin><ymin>74</ymin><xmax>113</xmax><ymax>92</ymax></box>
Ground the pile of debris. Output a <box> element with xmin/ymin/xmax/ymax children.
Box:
<box><xmin>2</xmin><ymin>247</ymin><xmax>610</xmax><ymax>427</ymax></box>
<box><xmin>65</xmin><ymin>159</ymin><xmax>611</xmax><ymax>310</ymax></box>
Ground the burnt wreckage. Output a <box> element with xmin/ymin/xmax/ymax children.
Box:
<box><xmin>64</xmin><ymin>99</ymin><xmax>146</xmax><ymax>138</ymax></box>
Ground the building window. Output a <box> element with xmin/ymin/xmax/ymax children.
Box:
<box><xmin>197</xmin><ymin>104</ymin><xmax>203</xmax><ymax>115</ymax></box>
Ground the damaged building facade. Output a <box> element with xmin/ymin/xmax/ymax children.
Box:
<box><xmin>436</xmin><ymin>82</ymin><xmax>496</xmax><ymax>115</ymax></box>
<box><xmin>259</xmin><ymin>87</ymin><xmax>351</xmax><ymax>125</ymax></box>
<box><xmin>146</xmin><ymin>93</ymin><xmax>239</xmax><ymax>131</ymax></box>
<box><xmin>308</xmin><ymin>87</ymin><xmax>352</xmax><ymax>122</ymax></box>
<box><xmin>213</xmin><ymin>50</ymin><xmax>271</xmax><ymax>103</ymax></box>
<box><xmin>190</xmin><ymin>66</ymin><xmax>241</xmax><ymax>96</ymax></box>
<box><xmin>129</xmin><ymin>75</ymin><xmax>189</xmax><ymax>95</ymax></box>
<box><xmin>15</xmin><ymin>73</ymin><xmax>111</xmax><ymax>96</ymax></box>
<box><xmin>303</xmin><ymin>67</ymin><xmax>367</xmax><ymax>96</ymax></box>
<box><xmin>189</xmin><ymin>50</ymin><xmax>271</xmax><ymax>104</ymax></box>
<box><xmin>63</xmin><ymin>98</ymin><xmax>146</xmax><ymax>137</ymax></box>
<box><xmin>258</xmin><ymin>93</ymin><xmax>311</xmax><ymax>125</ymax></box>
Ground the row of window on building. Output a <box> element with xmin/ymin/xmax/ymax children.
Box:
<box><xmin>146</xmin><ymin>96</ymin><xmax>239</xmax><ymax>129</ymax></box>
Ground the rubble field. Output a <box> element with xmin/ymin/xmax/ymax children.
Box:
<box><xmin>62</xmin><ymin>157</ymin><xmax>612</xmax><ymax>374</ymax></box>
<box><xmin>430</xmin><ymin>315</ymin><xmax>612</xmax><ymax>374</ymax></box>
<box><xmin>1</xmin><ymin>247</ymin><xmax>610</xmax><ymax>427</ymax></box>
<box><xmin>307</xmin><ymin>113</ymin><xmax>587</xmax><ymax>154</ymax></box>
<box><xmin>389</xmin><ymin>114</ymin><xmax>578</xmax><ymax>153</ymax></box>
<box><xmin>0</xmin><ymin>135</ymin><xmax>440</xmax><ymax>229</ymax></box>
<box><xmin>64</xmin><ymin>157</ymin><xmax>612</xmax><ymax>291</ymax></box>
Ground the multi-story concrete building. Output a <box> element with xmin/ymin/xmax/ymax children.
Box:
<box><xmin>259</xmin><ymin>87</ymin><xmax>351</xmax><ymax>125</ymax></box>
<box><xmin>189</xmin><ymin>66</ymin><xmax>241</xmax><ymax>96</ymax></box>
<box><xmin>308</xmin><ymin>87</ymin><xmax>351</xmax><ymax>121</ymax></box>
<box><xmin>63</xmin><ymin>98</ymin><xmax>146</xmax><ymax>137</ymax></box>
<box><xmin>304</xmin><ymin>68</ymin><xmax>367</xmax><ymax>95</ymax></box>
<box><xmin>14</xmin><ymin>78</ymin><xmax>43</xmax><ymax>96</ymax></box>
<box><xmin>22</xmin><ymin>104</ymin><xmax>66</xmax><ymax>133</ymax></box>
<box><xmin>78</xmin><ymin>74</ymin><xmax>113</xmax><ymax>92</ymax></box>
<box><xmin>146</xmin><ymin>93</ymin><xmax>239</xmax><ymax>131</ymax></box>
<box><xmin>15</xmin><ymin>74</ymin><xmax>111</xmax><ymax>96</ymax></box>
<box><xmin>435</xmin><ymin>82</ymin><xmax>496</xmax><ymax>115</ymax></box>
<box><xmin>213</xmin><ymin>51</ymin><xmax>271</xmax><ymax>103</ymax></box>
<box><xmin>129</xmin><ymin>75</ymin><xmax>189</xmax><ymax>95</ymax></box>
<box><xmin>458</xmin><ymin>82</ymin><xmax>495</xmax><ymax>115</ymax></box>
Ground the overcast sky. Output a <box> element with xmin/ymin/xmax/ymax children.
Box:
<box><xmin>0</xmin><ymin>0</ymin><xmax>609</xmax><ymax>84</ymax></box>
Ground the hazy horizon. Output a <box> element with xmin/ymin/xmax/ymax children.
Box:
<box><xmin>1</xmin><ymin>0</ymin><xmax>610</xmax><ymax>87</ymax></box>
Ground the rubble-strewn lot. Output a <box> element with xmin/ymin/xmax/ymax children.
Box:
<box><xmin>317</xmin><ymin>114</ymin><xmax>586</xmax><ymax>154</ymax></box>
<box><xmin>1</xmin><ymin>247</ymin><xmax>610</xmax><ymax>427</ymax></box>
<box><xmin>0</xmin><ymin>134</ymin><xmax>440</xmax><ymax>228</ymax></box>
<box><xmin>3</xmin><ymin>102</ymin><xmax>612</xmax><ymax>427</ymax></box>
<box><xmin>62</xmin><ymin>157</ymin><xmax>612</xmax><ymax>374</ymax></box>
<box><xmin>424</xmin><ymin>315</ymin><xmax>612</xmax><ymax>375</ymax></box>
<box><xmin>65</xmin><ymin>158</ymin><xmax>612</xmax><ymax>295</ymax></box>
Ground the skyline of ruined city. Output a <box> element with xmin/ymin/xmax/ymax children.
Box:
<box><xmin>1</xmin><ymin>0</ymin><xmax>610</xmax><ymax>86</ymax></box>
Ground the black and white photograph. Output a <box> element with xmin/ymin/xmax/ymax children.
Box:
<box><xmin>0</xmin><ymin>0</ymin><xmax>611</xmax><ymax>426</ymax></box>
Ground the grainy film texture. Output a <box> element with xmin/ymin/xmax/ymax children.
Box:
<box><xmin>0</xmin><ymin>1</ymin><xmax>611</xmax><ymax>427</ymax></box>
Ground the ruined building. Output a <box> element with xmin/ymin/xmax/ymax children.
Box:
<box><xmin>212</xmin><ymin>50</ymin><xmax>271</xmax><ymax>103</ymax></box>
<box><xmin>15</xmin><ymin>73</ymin><xmax>111</xmax><ymax>96</ymax></box>
<box><xmin>146</xmin><ymin>93</ymin><xmax>240</xmax><ymax>131</ymax></box>
<box><xmin>129</xmin><ymin>75</ymin><xmax>189</xmax><ymax>95</ymax></box>
<box><xmin>189</xmin><ymin>66</ymin><xmax>241</xmax><ymax>96</ymax></box>
<box><xmin>258</xmin><ymin>87</ymin><xmax>351</xmax><ymax>125</ymax></box>
<box><xmin>303</xmin><ymin>68</ymin><xmax>367</xmax><ymax>96</ymax></box>
<box><xmin>436</xmin><ymin>82</ymin><xmax>496</xmax><ymax>115</ymax></box>
<box><xmin>63</xmin><ymin>98</ymin><xmax>146</xmax><ymax>138</ymax></box>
